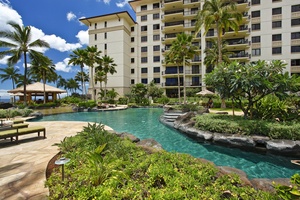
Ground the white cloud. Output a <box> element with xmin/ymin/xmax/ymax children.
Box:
<box><xmin>116</xmin><ymin>0</ymin><xmax>129</xmax><ymax>8</ymax></box>
<box><xmin>67</xmin><ymin>12</ymin><xmax>77</xmax><ymax>21</ymax></box>
<box><xmin>0</xmin><ymin>55</ymin><xmax>9</xmax><ymax>65</ymax></box>
<box><xmin>42</xmin><ymin>34</ymin><xmax>82</xmax><ymax>52</ymax></box>
<box><xmin>0</xmin><ymin>89</ymin><xmax>11</xmax><ymax>99</ymax></box>
<box><xmin>103</xmin><ymin>0</ymin><xmax>111</xmax><ymax>4</ymax></box>
<box><xmin>0</xmin><ymin>1</ymin><xmax>23</xmax><ymax>31</ymax></box>
<box><xmin>54</xmin><ymin>58</ymin><xmax>72</xmax><ymax>72</ymax></box>
<box><xmin>76</xmin><ymin>29</ymin><xmax>89</xmax><ymax>45</ymax></box>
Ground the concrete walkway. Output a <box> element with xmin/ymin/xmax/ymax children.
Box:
<box><xmin>0</xmin><ymin>121</ymin><xmax>113</xmax><ymax>200</ymax></box>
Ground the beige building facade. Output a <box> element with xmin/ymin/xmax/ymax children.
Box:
<box><xmin>80</xmin><ymin>0</ymin><xmax>300</xmax><ymax>98</ymax></box>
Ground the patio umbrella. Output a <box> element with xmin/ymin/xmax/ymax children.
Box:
<box><xmin>196</xmin><ymin>89</ymin><xmax>214</xmax><ymax>96</ymax></box>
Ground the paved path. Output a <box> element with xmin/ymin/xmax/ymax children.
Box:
<box><xmin>0</xmin><ymin>121</ymin><xmax>113</xmax><ymax>200</ymax></box>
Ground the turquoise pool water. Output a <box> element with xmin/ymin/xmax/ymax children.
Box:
<box><xmin>34</xmin><ymin>108</ymin><xmax>299</xmax><ymax>179</ymax></box>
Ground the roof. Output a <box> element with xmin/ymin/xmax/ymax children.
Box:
<box><xmin>8</xmin><ymin>82</ymin><xmax>66</xmax><ymax>94</ymax></box>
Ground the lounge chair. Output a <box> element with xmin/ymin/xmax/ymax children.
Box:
<box><xmin>0</xmin><ymin>126</ymin><xmax>46</xmax><ymax>143</ymax></box>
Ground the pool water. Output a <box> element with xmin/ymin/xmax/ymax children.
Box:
<box><xmin>34</xmin><ymin>108</ymin><xmax>300</xmax><ymax>179</ymax></box>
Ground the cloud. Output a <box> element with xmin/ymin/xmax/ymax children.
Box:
<box><xmin>0</xmin><ymin>89</ymin><xmax>11</xmax><ymax>98</ymax></box>
<box><xmin>103</xmin><ymin>0</ymin><xmax>111</xmax><ymax>4</ymax></box>
<box><xmin>0</xmin><ymin>1</ymin><xmax>23</xmax><ymax>31</ymax></box>
<box><xmin>67</xmin><ymin>12</ymin><xmax>77</xmax><ymax>21</ymax></box>
<box><xmin>76</xmin><ymin>29</ymin><xmax>89</xmax><ymax>45</ymax></box>
<box><xmin>116</xmin><ymin>0</ymin><xmax>129</xmax><ymax>8</ymax></box>
<box><xmin>0</xmin><ymin>55</ymin><xmax>10</xmax><ymax>65</ymax></box>
<box><xmin>42</xmin><ymin>34</ymin><xmax>82</xmax><ymax>52</ymax></box>
<box><xmin>54</xmin><ymin>58</ymin><xmax>72</xmax><ymax>72</ymax></box>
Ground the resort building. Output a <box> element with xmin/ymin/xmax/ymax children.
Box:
<box><xmin>80</xmin><ymin>0</ymin><xmax>300</xmax><ymax>98</ymax></box>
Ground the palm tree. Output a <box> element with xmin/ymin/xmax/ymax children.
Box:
<box><xmin>165</xmin><ymin>33</ymin><xmax>198</xmax><ymax>104</ymax></box>
<box><xmin>0</xmin><ymin>64</ymin><xmax>21</xmax><ymax>90</ymax></box>
<box><xmin>95</xmin><ymin>69</ymin><xmax>106</xmax><ymax>100</ymax></box>
<box><xmin>75</xmin><ymin>71</ymin><xmax>89</xmax><ymax>97</ymax></box>
<box><xmin>0</xmin><ymin>21</ymin><xmax>50</xmax><ymax>105</ymax></box>
<box><xmin>30</xmin><ymin>55</ymin><xmax>56</xmax><ymax>103</ymax></box>
<box><xmin>195</xmin><ymin>0</ymin><xmax>242</xmax><ymax>64</ymax></box>
<box><xmin>66</xmin><ymin>78</ymin><xmax>80</xmax><ymax>94</ymax></box>
<box><xmin>99</xmin><ymin>55</ymin><xmax>117</xmax><ymax>100</ymax></box>
<box><xmin>69</xmin><ymin>48</ymin><xmax>88</xmax><ymax>98</ymax></box>
<box><xmin>57</xmin><ymin>75</ymin><xmax>68</xmax><ymax>97</ymax></box>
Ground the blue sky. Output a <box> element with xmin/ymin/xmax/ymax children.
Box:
<box><xmin>0</xmin><ymin>0</ymin><xmax>136</xmax><ymax>99</ymax></box>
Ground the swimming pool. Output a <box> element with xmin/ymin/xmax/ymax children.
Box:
<box><xmin>33</xmin><ymin>108</ymin><xmax>299</xmax><ymax>179</ymax></box>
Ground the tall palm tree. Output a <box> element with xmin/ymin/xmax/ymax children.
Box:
<box><xmin>66</xmin><ymin>78</ymin><xmax>80</xmax><ymax>94</ymax></box>
<box><xmin>30</xmin><ymin>55</ymin><xmax>56</xmax><ymax>103</ymax></box>
<box><xmin>85</xmin><ymin>46</ymin><xmax>102</xmax><ymax>101</ymax></box>
<box><xmin>75</xmin><ymin>71</ymin><xmax>89</xmax><ymax>97</ymax></box>
<box><xmin>69</xmin><ymin>48</ymin><xmax>88</xmax><ymax>98</ymax></box>
<box><xmin>195</xmin><ymin>0</ymin><xmax>242</xmax><ymax>64</ymax></box>
<box><xmin>100</xmin><ymin>55</ymin><xmax>117</xmax><ymax>100</ymax></box>
<box><xmin>95</xmin><ymin>69</ymin><xmax>106</xmax><ymax>100</ymax></box>
<box><xmin>0</xmin><ymin>21</ymin><xmax>50</xmax><ymax>105</ymax></box>
<box><xmin>0</xmin><ymin>64</ymin><xmax>21</xmax><ymax>90</ymax></box>
<box><xmin>165</xmin><ymin>33</ymin><xmax>197</xmax><ymax>104</ymax></box>
<box><xmin>56</xmin><ymin>75</ymin><xmax>68</xmax><ymax>97</ymax></box>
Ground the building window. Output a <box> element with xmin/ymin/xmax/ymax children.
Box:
<box><xmin>94</xmin><ymin>34</ymin><xmax>97</xmax><ymax>41</ymax></box>
<box><xmin>141</xmin><ymin>5</ymin><xmax>147</xmax><ymax>11</ymax></box>
<box><xmin>141</xmin><ymin>25</ymin><xmax>148</xmax><ymax>31</ymax></box>
<box><xmin>272</xmin><ymin>34</ymin><xmax>281</xmax><ymax>41</ymax></box>
<box><xmin>104</xmin><ymin>44</ymin><xmax>107</xmax><ymax>50</ymax></box>
<box><xmin>131</xmin><ymin>58</ymin><xmax>135</xmax><ymax>63</ymax></box>
<box><xmin>153</xmin><ymin>13</ymin><xmax>160</xmax><ymax>19</ymax></box>
<box><xmin>153</xmin><ymin>24</ymin><xmax>160</xmax><ymax>30</ymax></box>
<box><xmin>131</xmin><ymin>48</ymin><xmax>134</xmax><ymax>53</ymax></box>
<box><xmin>272</xmin><ymin>0</ymin><xmax>281</xmax><ymax>2</ymax></box>
<box><xmin>291</xmin><ymin>59</ymin><xmax>300</xmax><ymax>66</ymax></box>
<box><xmin>251</xmin><ymin>0</ymin><xmax>260</xmax><ymax>5</ymax></box>
<box><xmin>252</xmin><ymin>48</ymin><xmax>261</xmax><ymax>56</ymax></box>
<box><xmin>251</xmin><ymin>11</ymin><xmax>260</xmax><ymax>18</ymax></box>
<box><xmin>292</xmin><ymin>4</ymin><xmax>300</xmax><ymax>12</ymax></box>
<box><xmin>252</xmin><ymin>36</ymin><xmax>260</xmax><ymax>43</ymax></box>
<box><xmin>252</xmin><ymin>23</ymin><xmax>260</xmax><ymax>31</ymax></box>
<box><xmin>131</xmin><ymin>27</ymin><xmax>134</xmax><ymax>32</ymax></box>
<box><xmin>141</xmin><ymin>78</ymin><xmax>148</xmax><ymax>84</ymax></box>
<box><xmin>141</xmin><ymin>15</ymin><xmax>147</xmax><ymax>21</ymax></box>
<box><xmin>141</xmin><ymin>36</ymin><xmax>148</xmax><ymax>42</ymax></box>
<box><xmin>153</xmin><ymin>56</ymin><xmax>160</xmax><ymax>62</ymax></box>
<box><xmin>104</xmin><ymin>21</ymin><xmax>107</xmax><ymax>28</ymax></box>
<box><xmin>131</xmin><ymin>79</ymin><xmax>135</xmax><ymax>84</ymax></box>
<box><xmin>141</xmin><ymin>46</ymin><xmax>148</xmax><ymax>52</ymax></box>
<box><xmin>131</xmin><ymin>68</ymin><xmax>135</xmax><ymax>74</ymax></box>
<box><xmin>131</xmin><ymin>37</ymin><xmax>134</xmax><ymax>42</ymax></box>
<box><xmin>272</xmin><ymin>7</ymin><xmax>282</xmax><ymax>15</ymax></box>
<box><xmin>153</xmin><ymin>34</ymin><xmax>160</xmax><ymax>41</ymax></box>
<box><xmin>95</xmin><ymin>23</ymin><xmax>97</xmax><ymax>29</ymax></box>
<box><xmin>153</xmin><ymin>78</ymin><xmax>160</xmax><ymax>83</ymax></box>
<box><xmin>153</xmin><ymin>3</ymin><xmax>159</xmax><ymax>9</ymax></box>
<box><xmin>291</xmin><ymin>18</ymin><xmax>300</xmax><ymax>26</ymax></box>
<box><xmin>141</xmin><ymin>68</ymin><xmax>148</xmax><ymax>73</ymax></box>
<box><xmin>272</xmin><ymin>47</ymin><xmax>282</xmax><ymax>54</ymax></box>
<box><xmin>104</xmin><ymin>32</ymin><xmax>107</xmax><ymax>39</ymax></box>
<box><xmin>95</xmin><ymin>44</ymin><xmax>97</xmax><ymax>48</ymax></box>
<box><xmin>153</xmin><ymin>45</ymin><xmax>160</xmax><ymax>51</ymax></box>
<box><xmin>207</xmin><ymin>29</ymin><xmax>214</xmax><ymax>36</ymax></box>
<box><xmin>291</xmin><ymin>46</ymin><xmax>300</xmax><ymax>52</ymax></box>
<box><xmin>141</xmin><ymin>57</ymin><xmax>148</xmax><ymax>63</ymax></box>
<box><xmin>272</xmin><ymin>21</ymin><xmax>282</xmax><ymax>28</ymax></box>
<box><xmin>291</xmin><ymin>32</ymin><xmax>300</xmax><ymax>39</ymax></box>
<box><xmin>153</xmin><ymin>67</ymin><xmax>160</xmax><ymax>73</ymax></box>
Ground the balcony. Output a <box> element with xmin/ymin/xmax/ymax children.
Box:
<box><xmin>226</xmin><ymin>38</ymin><xmax>250</xmax><ymax>50</ymax></box>
<box><xmin>224</xmin><ymin>25</ymin><xmax>250</xmax><ymax>38</ymax></box>
<box><xmin>183</xmin><ymin>0</ymin><xmax>200</xmax><ymax>8</ymax></box>
<box><xmin>162</xmin><ymin>9</ymin><xmax>184</xmax><ymax>22</ymax></box>
<box><xmin>229</xmin><ymin>51</ymin><xmax>250</xmax><ymax>60</ymax></box>
<box><xmin>184</xmin><ymin>10</ymin><xmax>198</xmax><ymax>19</ymax></box>
<box><xmin>163</xmin><ymin>0</ymin><xmax>183</xmax><ymax>10</ymax></box>
<box><xmin>163</xmin><ymin>21</ymin><xmax>184</xmax><ymax>32</ymax></box>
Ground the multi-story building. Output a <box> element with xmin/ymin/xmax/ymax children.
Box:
<box><xmin>80</xmin><ymin>0</ymin><xmax>300</xmax><ymax>98</ymax></box>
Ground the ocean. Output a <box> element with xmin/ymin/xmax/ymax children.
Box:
<box><xmin>0</xmin><ymin>99</ymin><xmax>10</xmax><ymax>103</ymax></box>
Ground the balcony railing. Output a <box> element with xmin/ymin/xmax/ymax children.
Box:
<box><xmin>184</xmin><ymin>0</ymin><xmax>200</xmax><ymax>4</ymax></box>
<box><xmin>227</xmin><ymin>39</ymin><xmax>249</xmax><ymax>45</ymax></box>
<box><xmin>165</xmin><ymin>9</ymin><xmax>183</xmax><ymax>15</ymax></box>
<box><xmin>165</xmin><ymin>21</ymin><xmax>184</xmax><ymax>27</ymax></box>
<box><xmin>184</xmin><ymin>10</ymin><xmax>198</xmax><ymax>16</ymax></box>
<box><xmin>165</xmin><ymin>0</ymin><xmax>181</xmax><ymax>3</ymax></box>
<box><xmin>229</xmin><ymin>52</ymin><xmax>249</xmax><ymax>58</ymax></box>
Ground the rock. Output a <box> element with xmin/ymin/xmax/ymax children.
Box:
<box><xmin>0</xmin><ymin>103</ymin><xmax>13</xmax><ymax>109</ymax></box>
<box><xmin>29</xmin><ymin>111</ymin><xmax>43</xmax><ymax>119</ymax></box>
<box><xmin>213</xmin><ymin>133</ymin><xmax>255</xmax><ymax>147</ymax></box>
<box><xmin>137</xmin><ymin>138</ymin><xmax>163</xmax><ymax>153</ymax></box>
<box><xmin>266</xmin><ymin>140</ymin><xmax>300</xmax><ymax>156</ymax></box>
<box><xmin>250</xmin><ymin>178</ymin><xmax>291</xmax><ymax>193</ymax></box>
<box><xmin>217</xmin><ymin>166</ymin><xmax>252</xmax><ymax>187</ymax></box>
<box><xmin>184</xmin><ymin>127</ymin><xmax>213</xmax><ymax>141</ymax></box>
<box><xmin>118</xmin><ymin>132</ymin><xmax>140</xmax><ymax>143</ymax></box>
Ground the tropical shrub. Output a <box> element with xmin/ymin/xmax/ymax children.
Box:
<box><xmin>275</xmin><ymin>173</ymin><xmax>300</xmax><ymax>199</ymax></box>
<box><xmin>118</xmin><ymin>97</ymin><xmax>128</xmax><ymax>105</ymax></box>
<box><xmin>156</xmin><ymin>95</ymin><xmax>170</xmax><ymax>105</ymax></box>
<box><xmin>78</xmin><ymin>100</ymin><xmax>97</xmax><ymax>108</ymax></box>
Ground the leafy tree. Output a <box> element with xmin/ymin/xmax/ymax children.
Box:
<box><xmin>148</xmin><ymin>80</ymin><xmax>164</xmax><ymax>101</ymax></box>
<box><xmin>0</xmin><ymin>21</ymin><xmax>50</xmax><ymax>105</ymax></box>
<box><xmin>195</xmin><ymin>0</ymin><xmax>242</xmax><ymax>64</ymax></box>
<box><xmin>131</xmin><ymin>83</ymin><xmax>148</xmax><ymax>105</ymax></box>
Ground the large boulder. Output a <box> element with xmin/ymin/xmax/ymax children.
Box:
<box><xmin>217</xmin><ymin>166</ymin><xmax>252</xmax><ymax>187</ymax></box>
<box><xmin>0</xmin><ymin>103</ymin><xmax>13</xmax><ymax>109</ymax></box>
<box><xmin>250</xmin><ymin>178</ymin><xmax>291</xmax><ymax>193</ymax></box>
<box><xmin>118</xmin><ymin>132</ymin><xmax>140</xmax><ymax>143</ymax></box>
<box><xmin>137</xmin><ymin>138</ymin><xmax>163</xmax><ymax>153</ymax></box>
<box><xmin>213</xmin><ymin>133</ymin><xmax>256</xmax><ymax>147</ymax></box>
<box><xmin>266</xmin><ymin>140</ymin><xmax>300</xmax><ymax>156</ymax></box>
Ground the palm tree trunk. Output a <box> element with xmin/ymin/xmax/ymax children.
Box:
<box><xmin>183</xmin><ymin>57</ymin><xmax>186</xmax><ymax>104</ymax></box>
<box><xmin>43</xmin><ymin>73</ymin><xmax>46</xmax><ymax>104</ymax></box>
<box><xmin>23</xmin><ymin>52</ymin><xmax>28</xmax><ymax>106</ymax></box>
<box><xmin>177</xmin><ymin>65</ymin><xmax>181</xmax><ymax>103</ymax></box>
<box><xmin>216</xmin><ymin>23</ymin><xmax>222</xmax><ymax>64</ymax></box>
<box><xmin>90</xmin><ymin>67</ymin><xmax>95</xmax><ymax>101</ymax></box>
<box><xmin>80</xmin><ymin>65</ymin><xmax>86</xmax><ymax>100</ymax></box>
<box><xmin>104</xmin><ymin>75</ymin><xmax>107</xmax><ymax>100</ymax></box>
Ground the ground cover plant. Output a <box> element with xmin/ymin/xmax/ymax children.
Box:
<box><xmin>46</xmin><ymin>123</ymin><xmax>276</xmax><ymax>199</ymax></box>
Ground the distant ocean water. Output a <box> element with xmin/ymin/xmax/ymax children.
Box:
<box><xmin>0</xmin><ymin>99</ymin><xmax>10</xmax><ymax>103</ymax></box>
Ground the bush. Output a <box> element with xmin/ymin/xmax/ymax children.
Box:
<box><xmin>118</xmin><ymin>97</ymin><xmax>128</xmax><ymax>105</ymax></box>
<box><xmin>78</xmin><ymin>100</ymin><xmax>97</xmax><ymax>108</ymax></box>
<box><xmin>156</xmin><ymin>95</ymin><xmax>170</xmax><ymax>105</ymax></box>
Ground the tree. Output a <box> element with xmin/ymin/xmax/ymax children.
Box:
<box><xmin>99</xmin><ymin>55</ymin><xmax>117</xmax><ymax>100</ymax></box>
<box><xmin>165</xmin><ymin>33</ymin><xmax>198</xmax><ymax>103</ymax></box>
<box><xmin>56</xmin><ymin>75</ymin><xmax>68</xmax><ymax>97</ymax></box>
<box><xmin>75</xmin><ymin>71</ymin><xmax>89</xmax><ymax>97</ymax></box>
<box><xmin>95</xmin><ymin>69</ymin><xmax>106</xmax><ymax>100</ymax></box>
<box><xmin>69</xmin><ymin>48</ymin><xmax>88</xmax><ymax>98</ymax></box>
<box><xmin>66</xmin><ymin>78</ymin><xmax>80</xmax><ymax>94</ymax></box>
<box><xmin>30</xmin><ymin>55</ymin><xmax>56</xmax><ymax>103</ymax></box>
<box><xmin>0</xmin><ymin>21</ymin><xmax>50</xmax><ymax>105</ymax></box>
<box><xmin>106</xmin><ymin>88</ymin><xmax>119</xmax><ymax>102</ymax></box>
<box><xmin>131</xmin><ymin>83</ymin><xmax>148</xmax><ymax>105</ymax></box>
<box><xmin>148</xmin><ymin>80</ymin><xmax>164</xmax><ymax>101</ymax></box>
<box><xmin>195</xmin><ymin>0</ymin><xmax>242</xmax><ymax>64</ymax></box>
<box><xmin>0</xmin><ymin>64</ymin><xmax>21</xmax><ymax>90</ymax></box>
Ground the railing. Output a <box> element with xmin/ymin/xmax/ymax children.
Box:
<box><xmin>229</xmin><ymin>52</ymin><xmax>249</xmax><ymax>58</ymax></box>
<box><xmin>165</xmin><ymin>9</ymin><xmax>183</xmax><ymax>15</ymax></box>
<box><xmin>184</xmin><ymin>0</ymin><xmax>200</xmax><ymax>4</ymax></box>
<box><xmin>184</xmin><ymin>10</ymin><xmax>198</xmax><ymax>16</ymax></box>
<box><xmin>227</xmin><ymin>39</ymin><xmax>248</xmax><ymax>45</ymax></box>
<box><xmin>236</xmin><ymin>0</ymin><xmax>248</xmax><ymax>4</ymax></box>
<box><xmin>184</xmin><ymin>21</ymin><xmax>196</xmax><ymax>27</ymax></box>
<box><xmin>165</xmin><ymin>21</ymin><xmax>184</xmax><ymax>27</ymax></box>
<box><xmin>165</xmin><ymin>0</ymin><xmax>181</xmax><ymax>3</ymax></box>
<box><xmin>165</xmin><ymin>33</ymin><xmax>180</xmax><ymax>38</ymax></box>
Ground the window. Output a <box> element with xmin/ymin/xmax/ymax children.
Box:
<box><xmin>153</xmin><ymin>78</ymin><xmax>160</xmax><ymax>83</ymax></box>
<box><xmin>291</xmin><ymin>32</ymin><xmax>300</xmax><ymax>39</ymax></box>
<box><xmin>104</xmin><ymin>32</ymin><xmax>107</xmax><ymax>39</ymax></box>
<box><xmin>153</xmin><ymin>34</ymin><xmax>160</xmax><ymax>41</ymax></box>
<box><xmin>252</xmin><ymin>23</ymin><xmax>260</xmax><ymax>30</ymax></box>
<box><xmin>131</xmin><ymin>58</ymin><xmax>135</xmax><ymax>63</ymax></box>
<box><xmin>272</xmin><ymin>47</ymin><xmax>282</xmax><ymax>54</ymax></box>
<box><xmin>272</xmin><ymin>7</ymin><xmax>282</xmax><ymax>15</ymax></box>
<box><xmin>141</xmin><ymin>57</ymin><xmax>148</xmax><ymax>63</ymax></box>
<box><xmin>94</xmin><ymin>34</ymin><xmax>97</xmax><ymax>41</ymax></box>
<box><xmin>252</xmin><ymin>48</ymin><xmax>261</xmax><ymax>56</ymax></box>
<box><xmin>291</xmin><ymin>59</ymin><xmax>300</xmax><ymax>66</ymax></box>
<box><xmin>153</xmin><ymin>13</ymin><xmax>160</xmax><ymax>19</ymax></box>
<box><xmin>207</xmin><ymin>29</ymin><xmax>214</xmax><ymax>36</ymax></box>
<box><xmin>104</xmin><ymin>44</ymin><xmax>107</xmax><ymax>50</ymax></box>
<box><xmin>141</xmin><ymin>36</ymin><xmax>148</xmax><ymax>42</ymax></box>
<box><xmin>153</xmin><ymin>67</ymin><xmax>160</xmax><ymax>73</ymax></box>
<box><xmin>153</xmin><ymin>56</ymin><xmax>160</xmax><ymax>62</ymax></box>
<box><xmin>272</xmin><ymin>34</ymin><xmax>281</xmax><ymax>41</ymax></box>
<box><xmin>272</xmin><ymin>0</ymin><xmax>281</xmax><ymax>2</ymax></box>
<box><xmin>153</xmin><ymin>24</ymin><xmax>160</xmax><ymax>30</ymax></box>
<box><xmin>292</xmin><ymin>18</ymin><xmax>300</xmax><ymax>26</ymax></box>
<box><xmin>251</xmin><ymin>0</ymin><xmax>260</xmax><ymax>5</ymax></box>
<box><xmin>131</xmin><ymin>79</ymin><xmax>135</xmax><ymax>84</ymax></box>
<box><xmin>141</xmin><ymin>15</ymin><xmax>147</xmax><ymax>21</ymax></box>
<box><xmin>141</xmin><ymin>46</ymin><xmax>148</xmax><ymax>52</ymax></box>
<box><xmin>141</xmin><ymin>68</ymin><xmax>148</xmax><ymax>73</ymax></box>
<box><xmin>251</xmin><ymin>11</ymin><xmax>260</xmax><ymax>18</ymax></box>
<box><xmin>153</xmin><ymin>3</ymin><xmax>159</xmax><ymax>9</ymax></box>
<box><xmin>153</xmin><ymin>45</ymin><xmax>160</xmax><ymax>51</ymax></box>
<box><xmin>141</xmin><ymin>78</ymin><xmax>148</xmax><ymax>84</ymax></box>
<box><xmin>141</xmin><ymin>5</ymin><xmax>147</xmax><ymax>11</ymax></box>
<box><xmin>252</xmin><ymin>36</ymin><xmax>260</xmax><ymax>43</ymax></box>
<box><xmin>131</xmin><ymin>27</ymin><xmax>134</xmax><ymax>32</ymax></box>
<box><xmin>131</xmin><ymin>69</ymin><xmax>135</xmax><ymax>74</ymax></box>
<box><xmin>292</xmin><ymin>4</ymin><xmax>300</xmax><ymax>12</ymax></box>
<box><xmin>131</xmin><ymin>37</ymin><xmax>134</xmax><ymax>42</ymax></box>
<box><xmin>94</xmin><ymin>23</ymin><xmax>97</xmax><ymax>29</ymax></box>
<box><xmin>131</xmin><ymin>48</ymin><xmax>134</xmax><ymax>53</ymax></box>
<box><xmin>291</xmin><ymin>46</ymin><xmax>300</xmax><ymax>52</ymax></box>
<box><xmin>141</xmin><ymin>25</ymin><xmax>148</xmax><ymax>31</ymax></box>
<box><xmin>272</xmin><ymin>21</ymin><xmax>282</xmax><ymax>28</ymax></box>
<box><xmin>104</xmin><ymin>21</ymin><xmax>107</xmax><ymax>28</ymax></box>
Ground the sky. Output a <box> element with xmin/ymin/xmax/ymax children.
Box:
<box><xmin>0</xmin><ymin>0</ymin><xmax>136</xmax><ymax>99</ymax></box>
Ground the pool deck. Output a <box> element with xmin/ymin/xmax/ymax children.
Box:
<box><xmin>0</xmin><ymin>121</ymin><xmax>113</xmax><ymax>200</ymax></box>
